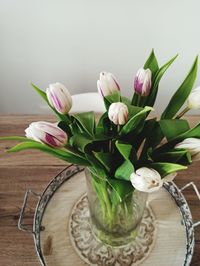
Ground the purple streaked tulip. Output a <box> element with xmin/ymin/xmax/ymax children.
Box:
<box><xmin>25</xmin><ymin>121</ymin><xmax>68</xmax><ymax>148</ymax></box>
<box><xmin>134</xmin><ymin>68</ymin><xmax>152</xmax><ymax>96</ymax></box>
<box><xmin>108</xmin><ymin>102</ymin><xmax>128</xmax><ymax>125</ymax></box>
<box><xmin>46</xmin><ymin>82</ymin><xmax>72</xmax><ymax>114</ymax></box>
<box><xmin>97</xmin><ymin>71</ymin><xmax>120</xmax><ymax>97</ymax></box>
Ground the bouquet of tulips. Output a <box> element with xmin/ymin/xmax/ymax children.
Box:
<box><xmin>1</xmin><ymin>50</ymin><xmax>200</xmax><ymax>229</ymax></box>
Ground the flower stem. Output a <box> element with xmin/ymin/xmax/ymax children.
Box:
<box><xmin>175</xmin><ymin>107</ymin><xmax>190</xmax><ymax>119</ymax></box>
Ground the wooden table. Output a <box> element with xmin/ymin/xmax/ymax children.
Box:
<box><xmin>0</xmin><ymin>115</ymin><xmax>200</xmax><ymax>266</ymax></box>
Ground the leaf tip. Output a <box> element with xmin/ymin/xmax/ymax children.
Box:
<box><xmin>194</xmin><ymin>55</ymin><xmax>198</xmax><ymax>64</ymax></box>
<box><xmin>173</xmin><ymin>53</ymin><xmax>179</xmax><ymax>60</ymax></box>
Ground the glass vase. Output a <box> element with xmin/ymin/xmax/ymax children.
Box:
<box><xmin>85</xmin><ymin>168</ymin><xmax>148</xmax><ymax>246</ymax></box>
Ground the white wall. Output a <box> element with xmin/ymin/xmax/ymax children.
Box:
<box><xmin>1</xmin><ymin>0</ymin><xmax>200</xmax><ymax>115</ymax></box>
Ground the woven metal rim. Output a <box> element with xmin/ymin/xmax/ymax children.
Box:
<box><xmin>31</xmin><ymin>165</ymin><xmax>195</xmax><ymax>266</ymax></box>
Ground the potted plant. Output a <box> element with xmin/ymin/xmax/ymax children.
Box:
<box><xmin>1</xmin><ymin>50</ymin><xmax>200</xmax><ymax>246</ymax></box>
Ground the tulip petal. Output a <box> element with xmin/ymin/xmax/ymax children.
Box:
<box><xmin>130</xmin><ymin>167</ymin><xmax>163</xmax><ymax>193</ymax></box>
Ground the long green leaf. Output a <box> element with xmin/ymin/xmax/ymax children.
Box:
<box><xmin>159</xmin><ymin>119</ymin><xmax>190</xmax><ymax>141</ymax></box>
<box><xmin>145</xmin><ymin>54</ymin><xmax>178</xmax><ymax>107</ymax></box>
<box><xmin>104</xmin><ymin>91</ymin><xmax>121</xmax><ymax>110</ymax></box>
<box><xmin>70</xmin><ymin>133</ymin><xmax>93</xmax><ymax>152</ymax></box>
<box><xmin>93</xmin><ymin>152</ymin><xmax>112</xmax><ymax>172</ymax></box>
<box><xmin>134</xmin><ymin>118</ymin><xmax>157</xmax><ymax>151</ymax></box>
<box><xmin>8</xmin><ymin>141</ymin><xmax>90</xmax><ymax>166</ymax></box>
<box><xmin>73</xmin><ymin>111</ymin><xmax>95</xmax><ymax>136</ymax></box>
<box><xmin>139</xmin><ymin>121</ymin><xmax>163</xmax><ymax>161</ymax></box>
<box><xmin>115</xmin><ymin>141</ymin><xmax>134</xmax><ymax>181</ymax></box>
<box><xmin>144</xmin><ymin>49</ymin><xmax>159</xmax><ymax>76</ymax></box>
<box><xmin>162</xmin><ymin>56</ymin><xmax>198</xmax><ymax>119</ymax></box>
<box><xmin>120</xmin><ymin>106</ymin><xmax>153</xmax><ymax>135</ymax></box>
<box><xmin>147</xmin><ymin>162</ymin><xmax>187</xmax><ymax>177</ymax></box>
<box><xmin>151</xmin><ymin>149</ymin><xmax>192</xmax><ymax>165</ymax></box>
<box><xmin>110</xmin><ymin>178</ymin><xmax>134</xmax><ymax>203</ymax></box>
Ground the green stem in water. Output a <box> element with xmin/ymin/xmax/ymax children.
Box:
<box><xmin>175</xmin><ymin>106</ymin><xmax>190</xmax><ymax>119</ymax></box>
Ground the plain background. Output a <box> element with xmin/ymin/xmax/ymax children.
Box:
<box><xmin>1</xmin><ymin>0</ymin><xmax>200</xmax><ymax>115</ymax></box>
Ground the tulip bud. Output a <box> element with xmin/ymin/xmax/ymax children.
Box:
<box><xmin>187</xmin><ymin>87</ymin><xmax>200</xmax><ymax>110</ymax></box>
<box><xmin>108</xmin><ymin>102</ymin><xmax>128</xmax><ymax>125</ymax></box>
<box><xmin>175</xmin><ymin>138</ymin><xmax>200</xmax><ymax>161</ymax></box>
<box><xmin>130</xmin><ymin>167</ymin><xmax>163</xmax><ymax>193</ymax></box>
<box><xmin>134</xmin><ymin>68</ymin><xmax>152</xmax><ymax>96</ymax></box>
<box><xmin>97</xmin><ymin>71</ymin><xmax>120</xmax><ymax>97</ymax></box>
<box><xmin>25</xmin><ymin>121</ymin><xmax>68</xmax><ymax>148</ymax></box>
<box><xmin>46</xmin><ymin>82</ymin><xmax>72</xmax><ymax>114</ymax></box>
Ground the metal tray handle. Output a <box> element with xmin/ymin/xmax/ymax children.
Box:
<box><xmin>180</xmin><ymin>182</ymin><xmax>200</xmax><ymax>228</ymax></box>
<box><xmin>18</xmin><ymin>189</ymin><xmax>41</xmax><ymax>234</ymax></box>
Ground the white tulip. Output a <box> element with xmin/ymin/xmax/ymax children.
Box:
<box><xmin>25</xmin><ymin>121</ymin><xmax>68</xmax><ymax>148</ymax></box>
<box><xmin>108</xmin><ymin>102</ymin><xmax>128</xmax><ymax>125</ymax></box>
<box><xmin>46</xmin><ymin>82</ymin><xmax>72</xmax><ymax>114</ymax></box>
<box><xmin>187</xmin><ymin>87</ymin><xmax>200</xmax><ymax>110</ymax></box>
<box><xmin>97</xmin><ymin>71</ymin><xmax>120</xmax><ymax>97</ymax></box>
<box><xmin>130</xmin><ymin>167</ymin><xmax>163</xmax><ymax>193</ymax></box>
<box><xmin>175</xmin><ymin>138</ymin><xmax>200</xmax><ymax>161</ymax></box>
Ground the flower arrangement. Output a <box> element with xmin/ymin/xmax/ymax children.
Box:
<box><xmin>1</xmin><ymin>50</ymin><xmax>200</xmax><ymax>245</ymax></box>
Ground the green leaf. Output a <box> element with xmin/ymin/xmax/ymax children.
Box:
<box><xmin>70</xmin><ymin>133</ymin><xmax>93</xmax><ymax>152</ymax></box>
<box><xmin>88</xmin><ymin>166</ymin><xmax>125</xmax><ymax>203</ymax></box>
<box><xmin>109</xmin><ymin>178</ymin><xmax>134</xmax><ymax>203</ymax></box>
<box><xmin>139</xmin><ymin>121</ymin><xmax>164</xmax><ymax>161</ymax></box>
<box><xmin>181</xmin><ymin>122</ymin><xmax>200</xmax><ymax>138</ymax></box>
<box><xmin>126</xmin><ymin>104</ymin><xmax>143</xmax><ymax>119</ymax></box>
<box><xmin>93</xmin><ymin>152</ymin><xmax>112</xmax><ymax>172</ymax></box>
<box><xmin>144</xmin><ymin>49</ymin><xmax>159</xmax><ymax>76</ymax></box>
<box><xmin>31</xmin><ymin>83</ymin><xmax>47</xmax><ymax>102</ymax></box>
<box><xmin>120</xmin><ymin>106</ymin><xmax>153</xmax><ymax>135</ymax></box>
<box><xmin>104</xmin><ymin>91</ymin><xmax>121</xmax><ymax>109</ymax></box>
<box><xmin>115</xmin><ymin>161</ymin><xmax>134</xmax><ymax>181</ymax></box>
<box><xmin>162</xmin><ymin>56</ymin><xmax>198</xmax><ymax>119</ymax></box>
<box><xmin>152</xmin><ymin>149</ymin><xmax>192</xmax><ymax>165</ymax></box>
<box><xmin>115</xmin><ymin>141</ymin><xmax>134</xmax><ymax>181</ymax></box>
<box><xmin>86</xmin><ymin>154</ymin><xmax>108</xmax><ymax>177</ymax></box>
<box><xmin>73</xmin><ymin>111</ymin><xmax>95</xmax><ymax>137</ymax></box>
<box><xmin>121</xmin><ymin>96</ymin><xmax>131</xmax><ymax>106</ymax></box>
<box><xmin>96</xmin><ymin>112</ymin><xmax>110</xmax><ymax>135</ymax></box>
<box><xmin>147</xmin><ymin>162</ymin><xmax>187</xmax><ymax>177</ymax></box>
<box><xmin>134</xmin><ymin>118</ymin><xmax>157</xmax><ymax>151</ymax></box>
<box><xmin>145</xmin><ymin>54</ymin><xmax>178</xmax><ymax>107</ymax></box>
<box><xmin>8</xmin><ymin>141</ymin><xmax>90</xmax><ymax>166</ymax></box>
<box><xmin>159</xmin><ymin>119</ymin><xmax>190</xmax><ymax>141</ymax></box>
<box><xmin>115</xmin><ymin>141</ymin><xmax>132</xmax><ymax>159</ymax></box>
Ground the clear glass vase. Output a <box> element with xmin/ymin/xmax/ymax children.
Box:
<box><xmin>85</xmin><ymin>168</ymin><xmax>148</xmax><ymax>246</ymax></box>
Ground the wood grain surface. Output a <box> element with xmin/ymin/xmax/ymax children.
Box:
<box><xmin>0</xmin><ymin>114</ymin><xmax>200</xmax><ymax>266</ymax></box>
